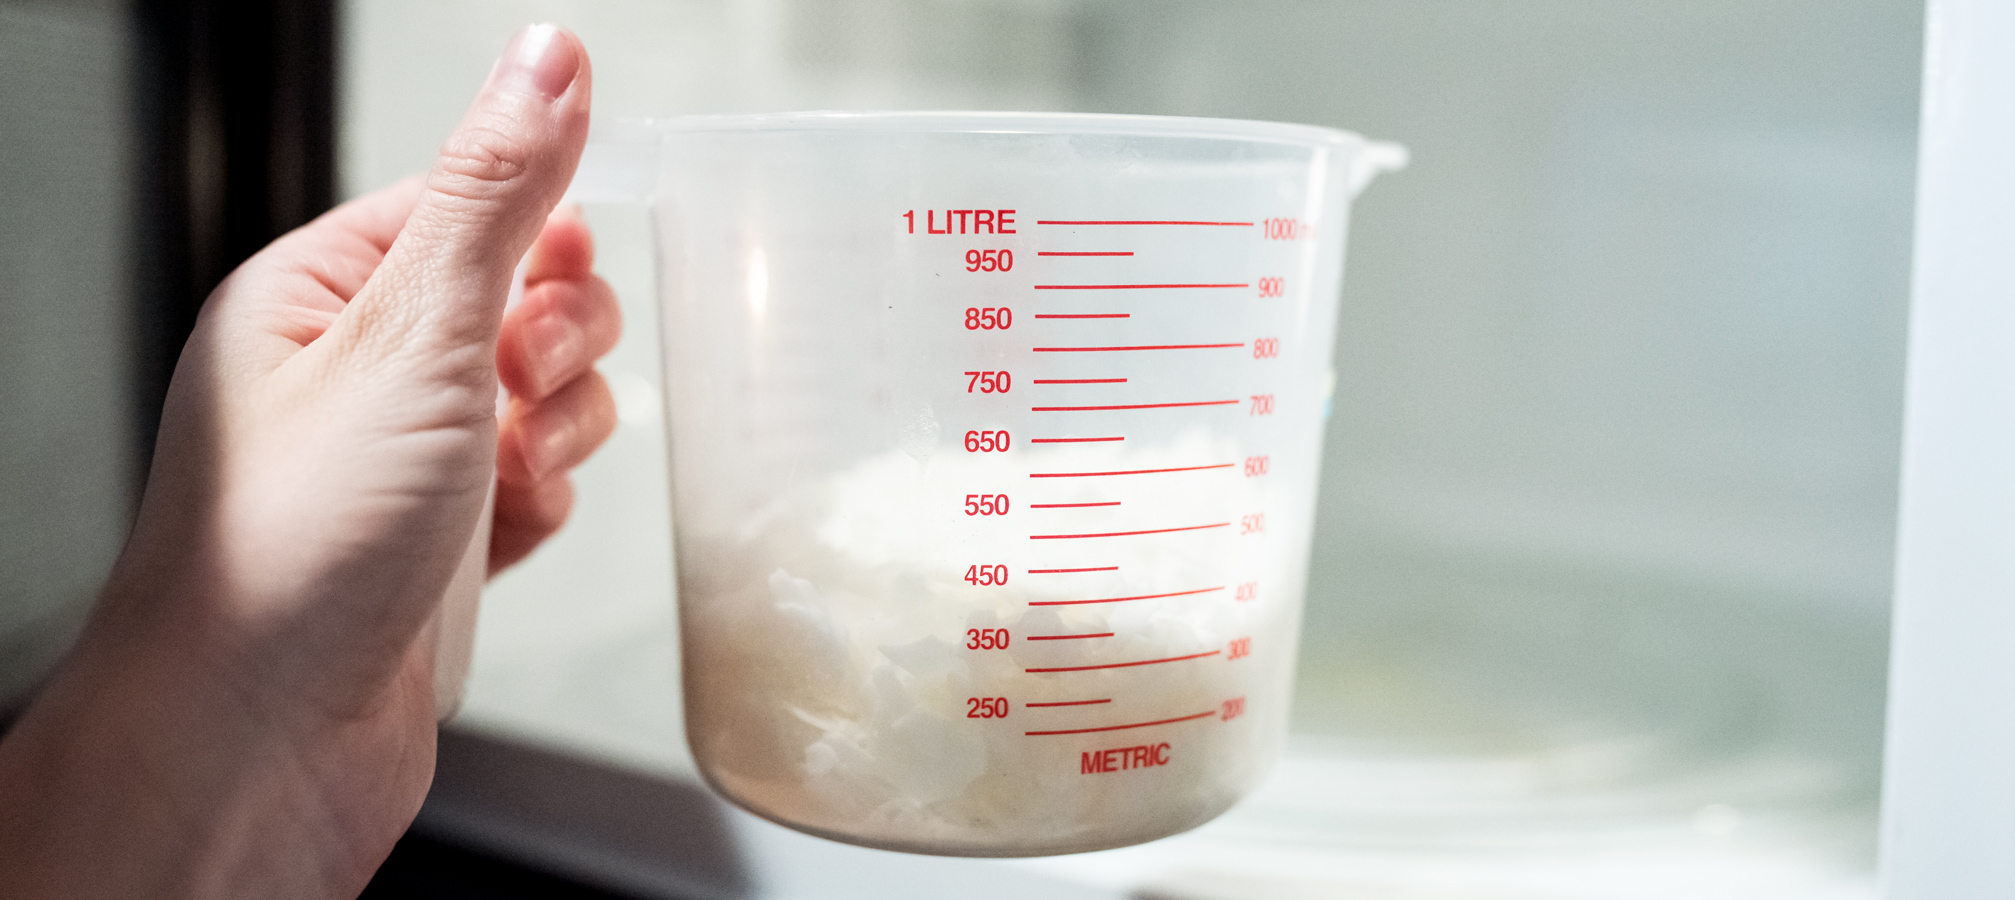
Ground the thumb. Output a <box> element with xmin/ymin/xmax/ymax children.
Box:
<box><xmin>338</xmin><ymin>24</ymin><xmax>591</xmax><ymax>367</ymax></box>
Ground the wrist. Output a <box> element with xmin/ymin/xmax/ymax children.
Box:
<box><xmin>0</xmin><ymin>598</ymin><xmax>425</xmax><ymax>898</ymax></box>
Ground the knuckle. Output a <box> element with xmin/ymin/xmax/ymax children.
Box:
<box><xmin>427</xmin><ymin>121</ymin><xmax>534</xmax><ymax>203</ymax></box>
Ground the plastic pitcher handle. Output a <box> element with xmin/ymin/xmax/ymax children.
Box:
<box><xmin>432</xmin><ymin>216</ymin><xmax>554</xmax><ymax>720</ymax></box>
<box><xmin>563</xmin><ymin>124</ymin><xmax>662</xmax><ymax>205</ymax></box>
<box><xmin>431</xmin><ymin>480</ymin><xmax>494</xmax><ymax>720</ymax></box>
<box><xmin>430</xmin><ymin>129</ymin><xmax>661</xmax><ymax>722</ymax></box>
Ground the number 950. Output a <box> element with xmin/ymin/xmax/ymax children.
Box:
<box><xmin>966</xmin><ymin>249</ymin><xmax>1013</xmax><ymax>272</ymax></box>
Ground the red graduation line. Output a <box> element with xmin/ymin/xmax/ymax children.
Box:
<box><xmin>1034</xmin><ymin>343</ymin><xmax>1243</xmax><ymax>352</ymax></box>
<box><xmin>1024</xmin><ymin>710</ymin><xmax>1218</xmax><ymax>737</ymax></box>
<box><xmin>1037</xmin><ymin>251</ymin><xmax>1135</xmax><ymax>256</ymax></box>
<box><xmin>1027</xmin><ymin>650</ymin><xmax>1221</xmax><ymax>674</ymax></box>
<box><xmin>1033</xmin><ymin>400</ymin><xmax>1238</xmax><ymax>412</ymax></box>
<box><xmin>1025</xmin><ymin>698</ymin><xmax>1112</xmax><ymax>708</ymax></box>
<box><xmin>1028</xmin><ymin>586</ymin><xmax>1224</xmax><ymax>608</ymax></box>
<box><xmin>1029</xmin><ymin>463</ymin><xmax>1233</xmax><ymax>478</ymax></box>
<box><xmin>1034</xmin><ymin>283</ymin><xmax>1248</xmax><ymax>290</ymax></box>
<box><xmin>1035</xmin><ymin>220</ymin><xmax>1253</xmax><ymax>226</ymax></box>
<box><xmin>1030</xmin><ymin>523</ymin><xmax>1230</xmax><ymax>541</ymax></box>
<box><xmin>1024</xmin><ymin>633</ymin><xmax>1115</xmax><ymax>641</ymax></box>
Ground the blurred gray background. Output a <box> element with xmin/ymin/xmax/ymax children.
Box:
<box><xmin>0</xmin><ymin>0</ymin><xmax>134</xmax><ymax>704</ymax></box>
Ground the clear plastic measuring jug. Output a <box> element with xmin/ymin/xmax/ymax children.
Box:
<box><xmin>569</xmin><ymin>112</ymin><xmax>1403</xmax><ymax>856</ymax></box>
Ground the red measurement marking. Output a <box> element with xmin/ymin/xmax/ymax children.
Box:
<box><xmin>1029</xmin><ymin>501</ymin><xmax>1121</xmax><ymax>509</ymax></box>
<box><xmin>1031</xmin><ymin>464</ymin><xmax>1232</xmax><ymax>479</ymax></box>
<box><xmin>1033</xmin><ymin>377</ymin><xmax>1127</xmax><ymax>384</ymax></box>
<box><xmin>1034</xmin><ymin>283</ymin><xmax>1248</xmax><ymax>291</ymax></box>
<box><xmin>1036</xmin><ymin>220</ymin><xmax>1254</xmax><ymax>227</ymax></box>
<box><xmin>1029</xmin><ymin>586</ymin><xmax>1224</xmax><ymax>608</ymax></box>
<box><xmin>1035</xmin><ymin>343</ymin><xmax>1244</xmax><ymax>352</ymax></box>
<box><xmin>1037</xmin><ymin>251</ymin><xmax>1134</xmax><ymax>257</ymax></box>
<box><xmin>1025</xmin><ymin>633</ymin><xmax>1115</xmax><ymax>641</ymax></box>
<box><xmin>1027</xmin><ymin>650</ymin><xmax>1221</xmax><ymax>674</ymax></box>
<box><xmin>1034</xmin><ymin>400</ymin><xmax>1239</xmax><ymax>412</ymax></box>
<box><xmin>1033</xmin><ymin>313</ymin><xmax>1130</xmax><ymax>320</ymax></box>
<box><xmin>1031</xmin><ymin>522</ymin><xmax>1230</xmax><ymax>541</ymax></box>
<box><xmin>1026</xmin><ymin>699</ymin><xmax>1112</xmax><ymax>708</ymax></box>
<box><xmin>1030</xmin><ymin>436</ymin><xmax>1125</xmax><ymax>443</ymax></box>
<box><xmin>1027</xmin><ymin>566</ymin><xmax>1118</xmax><ymax>574</ymax></box>
<box><xmin>1025</xmin><ymin>710</ymin><xmax>1218</xmax><ymax>737</ymax></box>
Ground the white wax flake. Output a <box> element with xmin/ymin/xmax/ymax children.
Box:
<box><xmin>681</xmin><ymin>437</ymin><xmax>1297</xmax><ymax>853</ymax></box>
<box><xmin>766</xmin><ymin>568</ymin><xmax>852</xmax><ymax>675</ymax></box>
<box><xmin>882</xmin><ymin>707</ymin><xmax>989</xmax><ymax>802</ymax></box>
<box><xmin>881</xmin><ymin>635</ymin><xmax>970</xmax><ymax>683</ymax></box>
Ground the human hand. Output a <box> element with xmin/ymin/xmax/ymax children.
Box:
<box><xmin>0</xmin><ymin>24</ymin><xmax>602</xmax><ymax>898</ymax></box>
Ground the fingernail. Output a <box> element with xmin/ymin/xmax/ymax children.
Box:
<box><xmin>489</xmin><ymin>23</ymin><xmax>579</xmax><ymax>99</ymax></box>
<box><xmin>527</xmin><ymin>311</ymin><xmax>584</xmax><ymax>395</ymax></box>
